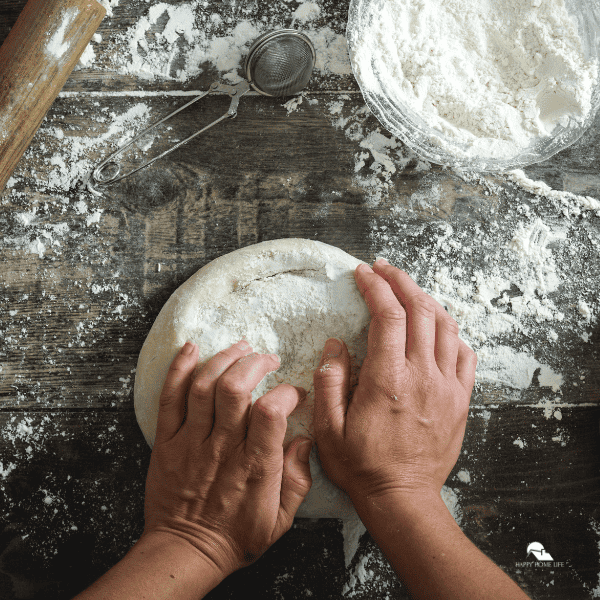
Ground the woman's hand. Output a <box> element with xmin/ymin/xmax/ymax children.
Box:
<box><xmin>312</xmin><ymin>261</ymin><xmax>529</xmax><ymax>600</ymax></box>
<box><xmin>143</xmin><ymin>341</ymin><xmax>313</xmax><ymax>579</ymax></box>
<box><xmin>313</xmin><ymin>259</ymin><xmax>477</xmax><ymax>505</ymax></box>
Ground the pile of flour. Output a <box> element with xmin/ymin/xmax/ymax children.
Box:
<box><xmin>351</xmin><ymin>0</ymin><xmax>599</xmax><ymax>159</ymax></box>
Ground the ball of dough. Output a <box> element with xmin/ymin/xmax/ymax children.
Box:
<box><xmin>134</xmin><ymin>239</ymin><xmax>370</xmax><ymax>518</ymax></box>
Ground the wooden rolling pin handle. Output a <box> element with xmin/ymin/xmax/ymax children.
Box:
<box><xmin>0</xmin><ymin>0</ymin><xmax>106</xmax><ymax>192</ymax></box>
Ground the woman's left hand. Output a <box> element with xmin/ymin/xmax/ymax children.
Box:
<box><xmin>143</xmin><ymin>340</ymin><xmax>313</xmax><ymax>579</ymax></box>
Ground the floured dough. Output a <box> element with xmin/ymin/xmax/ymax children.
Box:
<box><xmin>134</xmin><ymin>238</ymin><xmax>370</xmax><ymax>518</ymax></box>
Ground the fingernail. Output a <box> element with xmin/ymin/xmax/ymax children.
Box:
<box><xmin>324</xmin><ymin>338</ymin><xmax>342</xmax><ymax>358</ymax></box>
<box><xmin>237</xmin><ymin>340</ymin><xmax>251</xmax><ymax>351</ymax></box>
<box><xmin>180</xmin><ymin>341</ymin><xmax>194</xmax><ymax>355</ymax></box>
<box><xmin>297</xmin><ymin>440</ymin><xmax>312</xmax><ymax>464</ymax></box>
<box><xmin>375</xmin><ymin>257</ymin><xmax>389</xmax><ymax>265</ymax></box>
<box><xmin>357</xmin><ymin>263</ymin><xmax>374</xmax><ymax>273</ymax></box>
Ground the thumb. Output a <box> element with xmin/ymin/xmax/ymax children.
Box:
<box><xmin>276</xmin><ymin>437</ymin><xmax>313</xmax><ymax>533</ymax></box>
<box><xmin>155</xmin><ymin>342</ymin><xmax>199</xmax><ymax>444</ymax></box>
<box><xmin>313</xmin><ymin>338</ymin><xmax>350</xmax><ymax>442</ymax></box>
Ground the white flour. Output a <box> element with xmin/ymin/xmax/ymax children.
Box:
<box><xmin>369</xmin><ymin>184</ymin><xmax>598</xmax><ymax>400</ymax></box>
<box><xmin>322</xmin><ymin>96</ymin><xmax>431</xmax><ymax>206</ymax></box>
<box><xmin>46</xmin><ymin>9</ymin><xmax>77</xmax><ymax>59</ymax></box>
<box><xmin>97</xmin><ymin>0</ymin><xmax>119</xmax><ymax>18</ymax></box>
<box><xmin>352</xmin><ymin>0</ymin><xmax>598</xmax><ymax>159</ymax></box>
<box><xmin>509</xmin><ymin>168</ymin><xmax>600</xmax><ymax>213</ymax></box>
<box><xmin>103</xmin><ymin>1</ymin><xmax>351</xmax><ymax>83</ymax></box>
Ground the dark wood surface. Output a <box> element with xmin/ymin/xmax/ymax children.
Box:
<box><xmin>1</xmin><ymin>1</ymin><xmax>600</xmax><ymax>598</ymax></box>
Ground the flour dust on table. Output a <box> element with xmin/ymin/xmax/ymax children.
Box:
<box><xmin>98</xmin><ymin>0</ymin><xmax>351</xmax><ymax>83</ymax></box>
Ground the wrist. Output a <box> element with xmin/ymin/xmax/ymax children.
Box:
<box><xmin>351</xmin><ymin>487</ymin><xmax>452</xmax><ymax>530</ymax></box>
<box><xmin>349</xmin><ymin>489</ymin><xmax>530</xmax><ymax>600</ymax></box>
<box><xmin>74</xmin><ymin>529</ymin><xmax>228</xmax><ymax>600</ymax></box>
<box><xmin>133</xmin><ymin>530</ymin><xmax>228</xmax><ymax>593</ymax></box>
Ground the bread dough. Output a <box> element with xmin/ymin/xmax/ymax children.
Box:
<box><xmin>134</xmin><ymin>239</ymin><xmax>370</xmax><ymax>519</ymax></box>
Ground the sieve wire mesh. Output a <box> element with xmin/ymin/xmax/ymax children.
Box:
<box><xmin>248</xmin><ymin>35</ymin><xmax>315</xmax><ymax>97</ymax></box>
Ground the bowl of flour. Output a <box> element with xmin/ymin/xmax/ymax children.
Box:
<box><xmin>347</xmin><ymin>0</ymin><xmax>600</xmax><ymax>171</ymax></box>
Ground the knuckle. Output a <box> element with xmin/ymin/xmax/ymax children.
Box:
<box><xmin>246</xmin><ymin>458</ymin><xmax>268</xmax><ymax>481</ymax></box>
<box><xmin>253</xmin><ymin>399</ymin><xmax>286</xmax><ymax>423</ymax></box>
<box><xmin>461</xmin><ymin>342</ymin><xmax>477</xmax><ymax>365</ymax></box>
<box><xmin>410</xmin><ymin>294</ymin><xmax>437</xmax><ymax>319</ymax></box>
<box><xmin>287</xmin><ymin>468</ymin><xmax>312</xmax><ymax>493</ymax></box>
<box><xmin>158</xmin><ymin>389</ymin><xmax>175</xmax><ymax>407</ymax></box>
<box><xmin>190</xmin><ymin>376</ymin><xmax>211</xmax><ymax>398</ymax></box>
<box><xmin>215</xmin><ymin>346</ymin><xmax>239</xmax><ymax>361</ymax></box>
<box><xmin>216</xmin><ymin>374</ymin><xmax>249</xmax><ymax>398</ymax></box>
<box><xmin>313</xmin><ymin>363</ymin><xmax>344</xmax><ymax>388</ymax></box>
<box><xmin>245</xmin><ymin>449</ymin><xmax>282</xmax><ymax>482</ymax></box>
<box><xmin>235</xmin><ymin>351</ymin><xmax>260</xmax><ymax>364</ymax></box>
<box><xmin>208</xmin><ymin>441</ymin><xmax>230</xmax><ymax>467</ymax></box>
<box><xmin>375</xmin><ymin>305</ymin><xmax>406</xmax><ymax>323</ymax></box>
<box><xmin>167</xmin><ymin>360</ymin><xmax>187</xmax><ymax>376</ymax></box>
<box><xmin>440</xmin><ymin>313</ymin><xmax>459</xmax><ymax>335</ymax></box>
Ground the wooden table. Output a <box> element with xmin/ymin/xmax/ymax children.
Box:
<box><xmin>1</xmin><ymin>1</ymin><xmax>599</xmax><ymax>598</ymax></box>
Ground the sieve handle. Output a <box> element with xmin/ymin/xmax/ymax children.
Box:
<box><xmin>83</xmin><ymin>80</ymin><xmax>250</xmax><ymax>195</ymax></box>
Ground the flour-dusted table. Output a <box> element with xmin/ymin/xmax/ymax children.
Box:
<box><xmin>1</xmin><ymin>1</ymin><xmax>599</xmax><ymax>598</ymax></box>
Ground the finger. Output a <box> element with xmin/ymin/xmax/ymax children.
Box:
<box><xmin>313</xmin><ymin>338</ymin><xmax>350</xmax><ymax>442</ymax></box>
<box><xmin>187</xmin><ymin>340</ymin><xmax>254</xmax><ymax>441</ymax></box>
<box><xmin>246</xmin><ymin>384</ymin><xmax>305</xmax><ymax>461</ymax></box>
<box><xmin>434</xmin><ymin>312</ymin><xmax>460</xmax><ymax>377</ymax></box>
<box><xmin>456</xmin><ymin>340</ymin><xmax>477</xmax><ymax>394</ymax></box>
<box><xmin>354</xmin><ymin>263</ymin><xmax>406</xmax><ymax>360</ymax></box>
<box><xmin>155</xmin><ymin>342</ymin><xmax>199</xmax><ymax>444</ymax></box>
<box><xmin>211</xmin><ymin>352</ymin><xmax>281</xmax><ymax>445</ymax></box>
<box><xmin>276</xmin><ymin>437</ymin><xmax>313</xmax><ymax>536</ymax></box>
<box><xmin>371</xmin><ymin>260</ymin><xmax>437</xmax><ymax>365</ymax></box>
<box><xmin>374</xmin><ymin>259</ymin><xmax>461</xmax><ymax>373</ymax></box>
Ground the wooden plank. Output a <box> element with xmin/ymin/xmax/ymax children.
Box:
<box><xmin>2</xmin><ymin>94</ymin><xmax>600</xmax><ymax>411</ymax></box>
<box><xmin>0</xmin><ymin>406</ymin><xmax>598</xmax><ymax>598</ymax></box>
<box><xmin>0</xmin><ymin>93</ymin><xmax>440</xmax><ymax>409</ymax></box>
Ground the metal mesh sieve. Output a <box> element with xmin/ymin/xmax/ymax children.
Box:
<box><xmin>84</xmin><ymin>29</ymin><xmax>316</xmax><ymax>194</ymax></box>
<box><xmin>245</xmin><ymin>30</ymin><xmax>315</xmax><ymax>97</ymax></box>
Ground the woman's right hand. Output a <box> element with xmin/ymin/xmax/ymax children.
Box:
<box><xmin>313</xmin><ymin>259</ymin><xmax>477</xmax><ymax>505</ymax></box>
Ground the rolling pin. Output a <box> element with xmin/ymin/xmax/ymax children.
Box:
<box><xmin>0</xmin><ymin>0</ymin><xmax>106</xmax><ymax>191</ymax></box>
